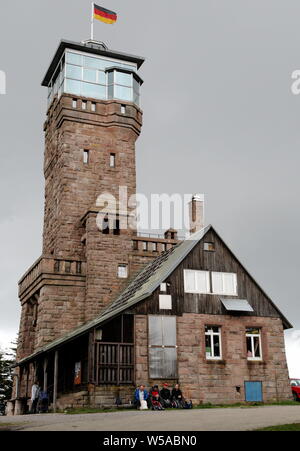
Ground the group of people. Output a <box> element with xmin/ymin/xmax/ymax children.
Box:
<box><xmin>134</xmin><ymin>383</ymin><xmax>192</xmax><ymax>410</ymax></box>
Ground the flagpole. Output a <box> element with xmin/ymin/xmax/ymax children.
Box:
<box><xmin>91</xmin><ymin>2</ymin><xmax>94</xmax><ymax>40</ymax></box>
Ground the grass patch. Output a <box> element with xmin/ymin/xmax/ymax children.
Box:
<box><xmin>195</xmin><ymin>400</ymin><xmax>299</xmax><ymax>409</ymax></box>
<box><xmin>254</xmin><ymin>423</ymin><xmax>300</xmax><ymax>431</ymax></box>
<box><xmin>63</xmin><ymin>406</ymin><xmax>135</xmax><ymax>415</ymax></box>
<box><xmin>62</xmin><ymin>400</ymin><xmax>299</xmax><ymax>415</ymax></box>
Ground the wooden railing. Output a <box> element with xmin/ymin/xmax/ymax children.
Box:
<box><xmin>95</xmin><ymin>342</ymin><xmax>134</xmax><ymax>385</ymax></box>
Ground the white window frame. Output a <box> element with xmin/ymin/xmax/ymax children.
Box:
<box><xmin>110</xmin><ymin>153</ymin><xmax>116</xmax><ymax>168</ymax></box>
<box><xmin>246</xmin><ymin>328</ymin><xmax>262</xmax><ymax>361</ymax></box>
<box><xmin>205</xmin><ymin>326</ymin><xmax>222</xmax><ymax>360</ymax></box>
<box><xmin>118</xmin><ymin>264</ymin><xmax>128</xmax><ymax>279</ymax></box>
<box><xmin>211</xmin><ymin>272</ymin><xmax>237</xmax><ymax>296</ymax></box>
<box><xmin>160</xmin><ymin>283</ymin><xmax>167</xmax><ymax>292</ymax></box>
<box><xmin>159</xmin><ymin>295</ymin><xmax>172</xmax><ymax>310</ymax></box>
<box><xmin>83</xmin><ymin>149</ymin><xmax>89</xmax><ymax>164</ymax></box>
<box><xmin>184</xmin><ymin>269</ymin><xmax>210</xmax><ymax>294</ymax></box>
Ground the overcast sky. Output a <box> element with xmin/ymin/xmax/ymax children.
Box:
<box><xmin>0</xmin><ymin>1</ymin><xmax>299</xmax><ymax>376</ymax></box>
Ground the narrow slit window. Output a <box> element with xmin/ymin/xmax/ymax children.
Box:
<box><xmin>110</xmin><ymin>153</ymin><xmax>116</xmax><ymax>168</ymax></box>
<box><xmin>113</xmin><ymin>219</ymin><xmax>120</xmax><ymax>235</ymax></box>
<box><xmin>83</xmin><ymin>150</ymin><xmax>89</xmax><ymax>164</ymax></box>
<box><xmin>76</xmin><ymin>261</ymin><xmax>82</xmax><ymax>274</ymax></box>
<box><xmin>102</xmin><ymin>214</ymin><xmax>109</xmax><ymax>234</ymax></box>
<box><xmin>82</xmin><ymin>100</ymin><xmax>87</xmax><ymax>110</ymax></box>
<box><xmin>121</xmin><ymin>105</ymin><xmax>126</xmax><ymax>114</ymax></box>
<box><xmin>91</xmin><ymin>102</ymin><xmax>96</xmax><ymax>112</ymax></box>
<box><xmin>72</xmin><ymin>99</ymin><xmax>77</xmax><ymax>108</ymax></box>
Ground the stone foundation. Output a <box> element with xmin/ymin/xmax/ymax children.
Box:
<box><xmin>55</xmin><ymin>385</ymin><xmax>134</xmax><ymax>411</ymax></box>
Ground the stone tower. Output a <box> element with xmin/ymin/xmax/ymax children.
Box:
<box><xmin>17</xmin><ymin>39</ymin><xmax>145</xmax><ymax>358</ymax></box>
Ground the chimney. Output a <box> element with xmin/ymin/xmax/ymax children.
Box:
<box><xmin>189</xmin><ymin>194</ymin><xmax>205</xmax><ymax>235</ymax></box>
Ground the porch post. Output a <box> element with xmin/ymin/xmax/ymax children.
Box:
<box><xmin>25</xmin><ymin>365</ymin><xmax>29</xmax><ymax>398</ymax></box>
<box><xmin>88</xmin><ymin>331</ymin><xmax>95</xmax><ymax>384</ymax></box>
<box><xmin>53</xmin><ymin>351</ymin><xmax>59</xmax><ymax>412</ymax></box>
<box><xmin>43</xmin><ymin>357</ymin><xmax>48</xmax><ymax>392</ymax></box>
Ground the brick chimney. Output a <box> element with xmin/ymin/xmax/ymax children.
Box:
<box><xmin>189</xmin><ymin>194</ymin><xmax>205</xmax><ymax>234</ymax></box>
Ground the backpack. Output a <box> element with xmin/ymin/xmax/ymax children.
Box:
<box><xmin>183</xmin><ymin>400</ymin><xmax>193</xmax><ymax>409</ymax></box>
<box><xmin>39</xmin><ymin>391</ymin><xmax>48</xmax><ymax>401</ymax></box>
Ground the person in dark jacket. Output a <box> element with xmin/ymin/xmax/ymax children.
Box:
<box><xmin>160</xmin><ymin>383</ymin><xmax>172</xmax><ymax>408</ymax></box>
<box><xmin>171</xmin><ymin>384</ymin><xmax>184</xmax><ymax>408</ymax></box>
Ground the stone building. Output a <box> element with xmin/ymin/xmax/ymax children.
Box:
<box><xmin>9</xmin><ymin>38</ymin><xmax>292</xmax><ymax>414</ymax></box>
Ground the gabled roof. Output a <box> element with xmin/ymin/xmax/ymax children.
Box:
<box><xmin>17</xmin><ymin>224</ymin><xmax>292</xmax><ymax>365</ymax></box>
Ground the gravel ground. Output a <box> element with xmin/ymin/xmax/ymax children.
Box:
<box><xmin>1</xmin><ymin>405</ymin><xmax>300</xmax><ymax>431</ymax></box>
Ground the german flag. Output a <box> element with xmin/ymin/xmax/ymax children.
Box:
<box><xmin>94</xmin><ymin>4</ymin><xmax>117</xmax><ymax>24</ymax></box>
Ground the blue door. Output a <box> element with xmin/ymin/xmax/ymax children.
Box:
<box><xmin>244</xmin><ymin>381</ymin><xmax>263</xmax><ymax>402</ymax></box>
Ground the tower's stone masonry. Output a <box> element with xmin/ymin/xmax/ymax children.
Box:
<box><xmin>42</xmin><ymin>94</ymin><xmax>142</xmax><ymax>258</ymax></box>
<box><xmin>17</xmin><ymin>93</ymin><xmax>179</xmax><ymax>359</ymax></box>
<box><xmin>17</xmin><ymin>93</ymin><xmax>142</xmax><ymax>356</ymax></box>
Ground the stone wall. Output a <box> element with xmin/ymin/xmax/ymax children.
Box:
<box><xmin>34</xmin><ymin>284</ymin><xmax>87</xmax><ymax>349</ymax></box>
<box><xmin>135</xmin><ymin>314</ymin><xmax>291</xmax><ymax>404</ymax></box>
<box><xmin>55</xmin><ymin>385</ymin><xmax>134</xmax><ymax>411</ymax></box>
